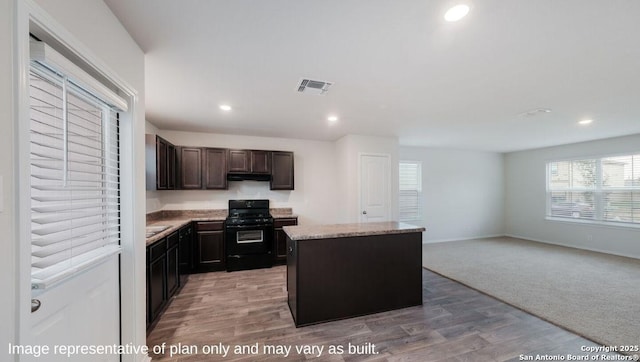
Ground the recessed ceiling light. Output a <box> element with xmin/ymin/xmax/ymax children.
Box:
<box><xmin>579</xmin><ymin>119</ymin><xmax>593</xmax><ymax>125</ymax></box>
<box><xmin>327</xmin><ymin>115</ymin><xmax>339</xmax><ymax>123</ymax></box>
<box><xmin>219</xmin><ymin>104</ymin><xmax>232</xmax><ymax>111</ymax></box>
<box><xmin>444</xmin><ymin>4</ymin><xmax>470</xmax><ymax>22</ymax></box>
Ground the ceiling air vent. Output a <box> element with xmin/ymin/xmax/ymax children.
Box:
<box><xmin>297</xmin><ymin>78</ymin><xmax>332</xmax><ymax>95</ymax></box>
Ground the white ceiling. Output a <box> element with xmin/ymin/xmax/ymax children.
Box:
<box><xmin>104</xmin><ymin>0</ymin><xmax>640</xmax><ymax>152</ymax></box>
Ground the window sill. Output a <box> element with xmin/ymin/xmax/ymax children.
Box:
<box><xmin>545</xmin><ymin>217</ymin><xmax>640</xmax><ymax>230</ymax></box>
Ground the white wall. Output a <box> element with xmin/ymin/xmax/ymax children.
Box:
<box><xmin>8</xmin><ymin>1</ymin><xmax>147</xmax><ymax>361</ymax></box>
<box><xmin>1</xmin><ymin>0</ymin><xmax>16</xmax><ymax>356</ymax></box>
<box><xmin>505</xmin><ymin>133</ymin><xmax>640</xmax><ymax>259</ymax></box>
<box><xmin>400</xmin><ymin>147</ymin><xmax>505</xmax><ymax>243</ymax></box>
<box><xmin>335</xmin><ymin>134</ymin><xmax>400</xmax><ymax>223</ymax></box>
<box><xmin>152</xmin><ymin>130</ymin><xmax>340</xmax><ymax>225</ymax></box>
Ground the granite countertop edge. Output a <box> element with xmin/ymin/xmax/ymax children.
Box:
<box><xmin>145</xmin><ymin>209</ymin><xmax>297</xmax><ymax>246</ymax></box>
<box><xmin>283</xmin><ymin>222</ymin><xmax>425</xmax><ymax>241</ymax></box>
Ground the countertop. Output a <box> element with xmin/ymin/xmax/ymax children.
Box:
<box><xmin>283</xmin><ymin>221</ymin><xmax>425</xmax><ymax>241</ymax></box>
<box><xmin>145</xmin><ymin>208</ymin><xmax>297</xmax><ymax>246</ymax></box>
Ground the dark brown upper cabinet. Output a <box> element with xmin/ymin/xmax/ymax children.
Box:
<box><xmin>147</xmin><ymin>136</ymin><xmax>294</xmax><ymax>190</ymax></box>
<box><xmin>203</xmin><ymin>148</ymin><xmax>228</xmax><ymax>189</ymax></box>
<box><xmin>145</xmin><ymin>134</ymin><xmax>176</xmax><ymax>190</ymax></box>
<box><xmin>177</xmin><ymin>147</ymin><xmax>202</xmax><ymax>189</ymax></box>
<box><xmin>251</xmin><ymin>150</ymin><xmax>271</xmax><ymax>174</ymax></box>
<box><xmin>271</xmin><ymin>151</ymin><xmax>294</xmax><ymax>190</ymax></box>
<box><xmin>176</xmin><ymin>147</ymin><xmax>227</xmax><ymax>190</ymax></box>
<box><xmin>228</xmin><ymin>150</ymin><xmax>271</xmax><ymax>174</ymax></box>
<box><xmin>228</xmin><ymin>150</ymin><xmax>250</xmax><ymax>173</ymax></box>
<box><xmin>167</xmin><ymin>143</ymin><xmax>176</xmax><ymax>189</ymax></box>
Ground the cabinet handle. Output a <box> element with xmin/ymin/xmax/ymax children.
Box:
<box><xmin>288</xmin><ymin>246</ymin><xmax>293</xmax><ymax>255</ymax></box>
<box><xmin>362</xmin><ymin>210</ymin><xmax>367</xmax><ymax>215</ymax></box>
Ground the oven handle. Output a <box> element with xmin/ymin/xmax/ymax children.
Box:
<box><xmin>225</xmin><ymin>224</ymin><xmax>273</xmax><ymax>230</ymax></box>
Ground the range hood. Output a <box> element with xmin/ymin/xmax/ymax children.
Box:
<box><xmin>227</xmin><ymin>173</ymin><xmax>271</xmax><ymax>182</ymax></box>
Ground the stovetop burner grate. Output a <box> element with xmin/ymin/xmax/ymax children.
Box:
<box><xmin>226</xmin><ymin>199</ymin><xmax>274</xmax><ymax>226</ymax></box>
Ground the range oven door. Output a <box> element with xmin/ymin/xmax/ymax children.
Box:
<box><xmin>236</xmin><ymin>229</ymin><xmax>264</xmax><ymax>244</ymax></box>
<box><xmin>225</xmin><ymin>224</ymin><xmax>273</xmax><ymax>256</ymax></box>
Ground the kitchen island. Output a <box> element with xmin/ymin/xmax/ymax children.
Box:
<box><xmin>283</xmin><ymin>222</ymin><xmax>425</xmax><ymax>327</ymax></box>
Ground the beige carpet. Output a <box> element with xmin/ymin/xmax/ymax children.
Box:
<box><xmin>422</xmin><ymin>237</ymin><xmax>640</xmax><ymax>349</ymax></box>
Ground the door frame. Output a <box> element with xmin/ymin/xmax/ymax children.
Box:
<box><xmin>358</xmin><ymin>152</ymin><xmax>392</xmax><ymax>223</ymax></box>
<box><xmin>14</xmin><ymin>1</ymin><xmax>145</xmax><ymax>361</ymax></box>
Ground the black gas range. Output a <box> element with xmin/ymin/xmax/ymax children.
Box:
<box><xmin>225</xmin><ymin>199</ymin><xmax>274</xmax><ymax>272</ymax></box>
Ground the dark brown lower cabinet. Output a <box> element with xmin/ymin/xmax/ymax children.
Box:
<box><xmin>147</xmin><ymin>230</ymin><xmax>184</xmax><ymax>333</ymax></box>
<box><xmin>194</xmin><ymin>221</ymin><xmax>225</xmax><ymax>272</ymax></box>
<box><xmin>274</xmin><ymin>217</ymin><xmax>297</xmax><ymax>264</ymax></box>
<box><xmin>166</xmin><ymin>232</ymin><xmax>180</xmax><ymax>297</ymax></box>
<box><xmin>178</xmin><ymin>224</ymin><xmax>193</xmax><ymax>285</ymax></box>
<box><xmin>147</xmin><ymin>239</ymin><xmax>167</xmax><ymax>326</ymax></box>
<box><xmin>287</xmin><ymin>232</ymin><xmax>423</xmax><ymax>327</ymax></box>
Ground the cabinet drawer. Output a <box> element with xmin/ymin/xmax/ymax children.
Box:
<box><xmin>195</xmin><ymin>221</ymin><xmax>224</xmax><ymax>231</ymax></box>
<box><xmin>274</xmin><ymin>218</ymin><xmax>298</xmax><ymax>228</ymax></box>
<box><xmin>149</xmin><ymin>239</ymin><xmax>167</xmax><ymax>261</ymax></box>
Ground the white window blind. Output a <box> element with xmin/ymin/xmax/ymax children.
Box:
<box><xmin>547</xmin><ymin>155</ymin><xmax>640</xmax><ymax>226</ymax></box>
<box><xmin>29</xmin><ymin>42</ymin><xmax>123</xmax><ymax>290</ymax></box>
<box><xmin>399</xmin><ymin>161</ymin><xmax>421</xmax><ymax>222</ymax></box>
<box><xmin>602</xmin><ymin>154</ymin><xmax>640</xmax><ymax>223</ymax></box>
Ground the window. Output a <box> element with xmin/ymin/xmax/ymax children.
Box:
<box><xmin>29</xmin><ymin>40</ymin><xmax>125</xmax><ymax>290</ymax></box>
<box><xmin>399</xmin><ymin>161</ymin><xmax>421</xmax><ymax>222</ymax></box>
<box><xmin>547</xmin><ymin>154</ymin><xmax>640</xmax><ymax>226</ymax></box>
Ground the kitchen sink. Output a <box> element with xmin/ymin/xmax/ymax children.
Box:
<box><xmin>145</xmin><ymin>225</ymin><xmax>171</xmax><ymax>238</ymax></box>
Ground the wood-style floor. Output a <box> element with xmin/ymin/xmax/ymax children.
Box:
<box><xmin>147</xmin><ymin>266</ymin><xmax>615</xmax><ymax>361</ymax></box>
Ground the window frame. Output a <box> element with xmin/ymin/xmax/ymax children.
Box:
<box><xmin>28</xmin><ymin>42</ymin><xmax>124</xmax><ymax>291</ymax></box>
<box><xmin>546</xmin><ymin>153</ymin><xmax>640</xmax><ymax>229</ymax></box>
<box><xmin>399</xmin><ymin>160</ymin><xmax>422</xmax><ymax>222</ymax></box>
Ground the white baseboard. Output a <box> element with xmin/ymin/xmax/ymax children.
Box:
<box><xmin>422</xmin><ymin>234</ymin><xmax>504</xmax><ymax>244</ymax></box>
<box><xmin>504</xmin><ymin>233</ymin><xmax>640</xmax><ymax>260</ymax></box>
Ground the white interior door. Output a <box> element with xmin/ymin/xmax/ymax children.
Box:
<box><xmin>17</xmin><ymin>19</ymin><xmax>122</xmax><ymax>360</ymax></box>
<box><xmin>25</xmin><ymin>259</ymin><xmax>120</xmax><ymax>362</ymax></box>
<box><xmin>359</xmin><ymin>153</ymin><xmax>391</xmax><ymax>222</ymax></box>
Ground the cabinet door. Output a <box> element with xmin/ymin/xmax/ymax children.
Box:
<box><xmin>251</xmin><ymin>150</ymin><xmax>271</xmax><ymax>174</ymax></box>
<box><xmin>146</xmin><ymin>261</ymin><xmax>150</xmax><ymax>329</ymax></box>
<box><xmin>274</xmin><ymin>218</ymin><xmax>297</xmax><ymax>263</ymax></box>
<box><xmin>274</xmin><ymin>229</ymin><xmax>288</xmax><ymax>260</ymax></box>
<box><xmin>203</xmin><ymin>148</ymin><xmax>228</xmax><ymax>189</ymax></box>
<box><xmin>166</xmin><ymin>244</ymin><xmax>180</xmax><ymax>297</ymax></box>
<box><xmin>167</xmin><ymin>144</ymin><xmax>176</xmax><ymax>189</ymax></box>
<box><xmin>166</xmin><ymin>231</ymin><xmax>180</xmax><ymax>297</ymax></box>
<box><xmin>196</xmin><ymin>231</ymin><xmax>225</xmax><ymax>271</ymax></box>
<box><xmin>156</xmin><ymin>138</ymin><xmax>168</xmax><ymax>189</ymax></box>
<box><xmin>271</xmin><ymin>151</ymin><xmax>294</xmax><ymax>190</ymax></box>
<box><xmin>179</xmin><ymin>147</ymin><xmax>203</xmax><ymax>189</ymax></box>
<box><xmin>228</xmin><ymin>150</ymin><xmax>249</xmax><ymax>172</ymax></box>
<box><xmin>178</xmin><ymin>226</ymin><xmax>193</xmax><ymax>274</ymax></box>
<box><xmin>148</xmin><ymin>254</ymin><xmax>166</xmax><ymax>321</ymax></box>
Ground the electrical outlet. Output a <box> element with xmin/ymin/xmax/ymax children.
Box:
<box><xmin>586</xmin><ymin>234</ymin><xmax>593</xmax><ymax>241</ymax></box>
